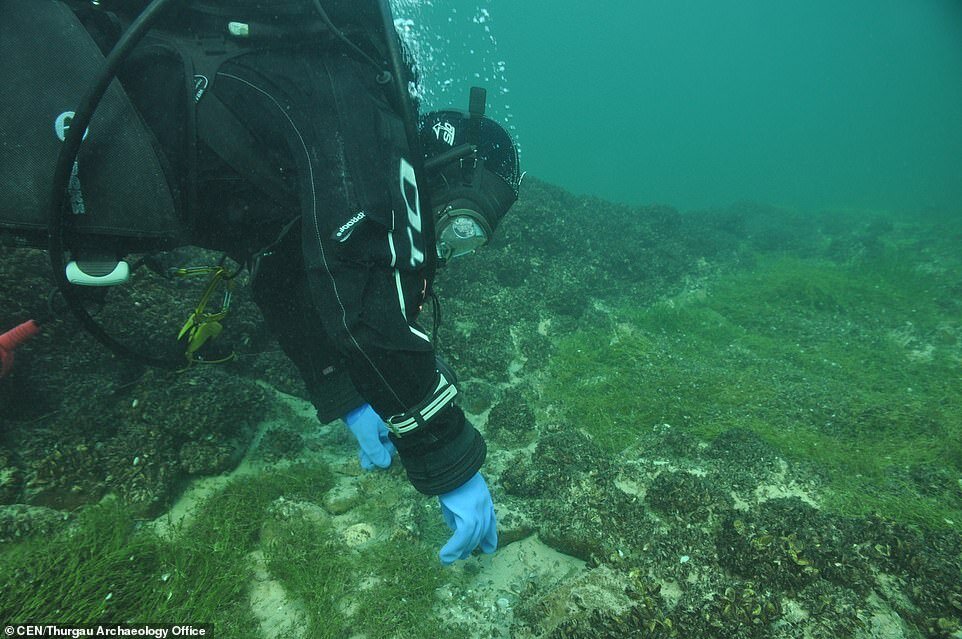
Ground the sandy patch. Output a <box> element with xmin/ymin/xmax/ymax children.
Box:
<box><xmin>248</xmin><ymin>549</ymin><xmax>308</xmax><ymax>639</ymax></box>
<box><xmin>149</xmin><ymin>387</ymin><xmax>349</xmax><ymax>538</ymax></box>
<box><xmin>436</xmin><ymin>534</ymin><xmax>586</xmax><ymax>638</ymax></box>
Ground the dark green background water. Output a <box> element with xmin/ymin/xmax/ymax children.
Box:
<box><xmin>405</xmin><ymin>0</ymin><xmax>962</xmax><ymax>215</ymax></box>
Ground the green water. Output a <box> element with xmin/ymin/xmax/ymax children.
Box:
<box><xmin>411</xmin><ymin>0</ymin><xmax>962</xmax><ymax>214</ymax></box>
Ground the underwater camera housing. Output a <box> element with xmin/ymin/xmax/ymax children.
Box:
<box><xmin>420</xmin><ymin>88</ymin><xmax>521</xmax><ymax>261</ymax></box>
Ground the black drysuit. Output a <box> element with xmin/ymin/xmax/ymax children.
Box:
<box><xmin>130</xmin><ymin>1</ymin><xmax>486</xmax><ymax>494</ymax></box>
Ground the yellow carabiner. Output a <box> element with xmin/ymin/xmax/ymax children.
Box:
<box><xmin>175</xmin><ymin>265</ymin><xmax>236</xmax><ymax>365</ymax></box>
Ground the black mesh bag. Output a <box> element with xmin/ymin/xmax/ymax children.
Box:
<box><xmin>0</xmin><ymin>0</ymin><xmax>182</xmax><ymax>250</ymax></box>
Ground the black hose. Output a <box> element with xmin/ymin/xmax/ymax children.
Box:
<box><xmin>48</xmin><ymin>0</ymin><xmax>183</xmax><ymax>370</ymax></box>
<box><xmin>310</xmin><ymin>0</ymin><xmax>390</xmax><ymax>82</ymax></box>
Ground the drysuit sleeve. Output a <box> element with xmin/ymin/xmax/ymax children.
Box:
<box><xmin>389</xmin><ymin>403</ymin><xmax>487</xmax><ymax>496</ymax></box>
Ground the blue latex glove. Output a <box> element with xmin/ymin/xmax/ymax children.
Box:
<box><xmin>438</xmin><ymin>472</ymin><xmax>498</xmax><ymax>565</ymax></box>
<box><xmin>344</xmin><ymin>404</ymin><xmax>396</xmax><ymax>470</ymax></box>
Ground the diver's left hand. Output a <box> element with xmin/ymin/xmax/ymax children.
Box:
<box><xmin>344</xmin><ymin>404</ymin><xmax>396</xmax><ymax>470</ymax></box>
<box><xmin>438</xmin><ymin>472</ymin><xmax>498</xmax><ymax>565</ymax></box>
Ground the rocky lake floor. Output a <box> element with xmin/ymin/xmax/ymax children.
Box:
<box><xmin>1</xmin><ymin>179</ymin><xmax>961</xmax><ymax>638</ymax></box>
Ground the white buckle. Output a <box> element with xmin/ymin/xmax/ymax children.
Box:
<box><xmin>387</xmin><ymin>371</ymin><xmax>458</xmax><ymax>437</ymax></box>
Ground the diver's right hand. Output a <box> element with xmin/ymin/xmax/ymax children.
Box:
<box><xmin>344</xmin><ymin>404</ymin><xmax>396</xmax><ymax>470</ymax></box>
<box><xmin>438</xmin><ymin>472</ymin><xmax>498</xmax><ymax>565</ymax></box>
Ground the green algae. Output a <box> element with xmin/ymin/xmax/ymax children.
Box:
<box><xmin>0</xmin><ymin>458</ymin><xmax>451</xmax><ymax>639</ymax></box>
<box><xmin>546</xmin><ymin>247</ymin><xmax>962</xmax><ymax>527</ymax></box>
<box><xmin>0</xmin><ymin>463</ymin><xmax>335</xmax><ymax>632</ymax></box>
<box><xmin>0</xmin><ymin>498</ymin><xmax>260</xmax><ymax>635</ymax></box>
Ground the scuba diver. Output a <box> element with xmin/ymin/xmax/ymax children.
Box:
<box><xmin>0</xmin><ymin>0</ymin><xmax>521</xmax><ymax>565</ymax></box>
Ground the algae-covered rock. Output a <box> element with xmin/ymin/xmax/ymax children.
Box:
<box><xmin>501</xmin><ymin>430</ymin><xmax>609</xmax><ymax>499</ymax></box>
<box><xmin>458</xmin><ymin>378</ymin><xmax>499</xmax><ymax>414</ymax></box>
<box><xmin>858</xmin><ymin>515</ymin><xmax>962</xmax><ymax>637</ymax></box>
<box><xmin>715</xmin><ymin>497</ymin><xmax>871</xmax><ymax>593</ymax></box>
<box><xmin>498</xmin><ymin>429</ymin><xmax>658</xmax><ymax>563</ymax></box>
<box><xmin>255</xmin><ymin>427</ymin><xmax>305</xmax><ymax>463</ymax></box>
<box><xmin>0</xmin><ymin>503</ymin><xmax>72</xmax><ymax>543</ymax></box>
<box><xmin>486</xmin><ymin>386</ymin><xmax>537</xmax><ymax>447</ymax></box>
<box><xmin>706</xmin><ymin>428</ymin><xmax>781</xmax><ymax>491</ymax></box>
<box><xmin>0</xmin><ymin>448</ymin><xmax>23</xmax><ymax>505</ymax></box>
<box><xmin>179</xmin><ymin>437</ymin><xmax>246</xmax><ymax>475</ymax></box>
<box><xmin>20</xmin><ymin>439</ymin><xmax>108</xmax><ymax>510</ymax></box>
<box><xmin>511</xmin><ymin>566</ymin><xmax>654</xmax><ymax>638</ymax></box>
<box><xmin>0</xmin><ymin>245</ymin><xmax>270</xmax><ymax>515</ymax></box>
<box><xmin>322</xmin><ymin>480</ymin><xmax>361</xmax><ymax>515</ymax></box>
<box><xmin>512</xmin><ymin>566</ymin><xmax>684</xmax><ymax>639</ymax></box>
<box><xmin>646</xmin><ymin>470</ymin><xmax>733</xmax><ymax>522</ymax></box>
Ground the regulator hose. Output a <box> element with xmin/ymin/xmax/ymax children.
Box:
<box><xmin>48</xmin><ymin>0</ymin><xmax>192</xmax><ymax>370</ymax></box>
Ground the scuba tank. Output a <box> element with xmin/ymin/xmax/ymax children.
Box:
<box><xmin>0</xmin><ymin>0</ymin><xmax>184</xmax><ymax>252</ymax></box>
